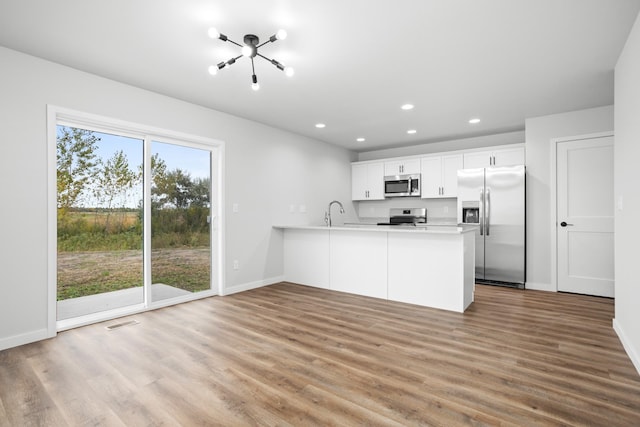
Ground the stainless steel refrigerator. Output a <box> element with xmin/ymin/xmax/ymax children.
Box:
<box><xmin>457</xmin><ymin>165</ymin><xmax>525</xmax><ymax>288</ymax></box>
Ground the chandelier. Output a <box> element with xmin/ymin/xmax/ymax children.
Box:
<box><xmin>208</xmin><ymin>27</ymin><xmax>294</xmax><ymax>91</ymax></box>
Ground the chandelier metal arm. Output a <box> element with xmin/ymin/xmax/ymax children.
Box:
<box><xmin>256</xmin><ymin>53</ymin><xmax>286</xmax><ymax>72</ymax></box>
<box><xmin>219</xmin><ymin>54</ymin><xmax>243</xmax><ymax>70</ymax></box>
<box><xmin>256</xmin><ymin>52</ymin><xmax>272</xmax><ymax>62</ymax></box>
<box><xmin>222</xmin><ymin>37</ymin><xmax>243</xmax><ymax>48</ymax></box>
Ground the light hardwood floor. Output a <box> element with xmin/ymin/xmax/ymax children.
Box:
<box><xmin>1</xmin><ymin>283</ymin><xmax>639</xmax><ymax>426</ymax></box>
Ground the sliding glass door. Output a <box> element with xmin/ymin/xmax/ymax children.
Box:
<box><xmin>54</xmin><ymin>116</ymin><xmax>220</xmax><ymax>326</ymax></box>
<box><xmin>56</xmin><ymin>126</ymin><xmax>144</xmax><ymax>320</ymax></box>
<box><xmin>150</xmin><ymin>141</ymin><xmax>212</xmax><ymax>303</ymax></box>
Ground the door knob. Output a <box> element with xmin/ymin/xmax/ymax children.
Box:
<box><xmin>560</xmin><ymin>221</ymin><xmax>574</xmax><ymax>227</ymax></box>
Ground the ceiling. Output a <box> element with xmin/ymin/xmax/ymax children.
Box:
<box><xmin>1</xmin><ymin>1</ymin><xmax>639</xmax><ymax>152</ymax></box>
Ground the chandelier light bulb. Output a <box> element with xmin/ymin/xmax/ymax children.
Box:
<box><xmin>285</xmin><ymin>66</ymin><xmax>295</xmax><ymax>77</ymax></box>
<box><xmin>208</xmin><ymin>27</ymin><xmax>220</xmax><ymax>39</ymax></box>
<box><xmin>242</xmin><ymin>45</ymin><xmax>253</xmax><ymax>57</ymax></box>
<box><xmin>208</xmin><ymin>65</ymin><xmax>217</xmax><ymax>76</ymax></box>
<box><xmin>276</xmin><ymin>29</ymin><xmax>287</xmax><ymax>40</ymax></box>
<box><xmin>252</xmin><ymin>82</ymin><xmax>260</xmax><ymax>91</ymax></box>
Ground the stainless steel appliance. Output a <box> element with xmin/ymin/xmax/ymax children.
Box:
<box><xmin>377</xmin><ymin>208</ymin><xmax>426</xmax><ymax>226</ymax></box>
<box><xmin>457</xmin><ymin>165</ymin><xmax>525</xmax><ymax>288</ymax></box>
<box><xmin>384</xmin><ymin>174</ymin><xmax>421</xmax><ymax>197</ymax></box>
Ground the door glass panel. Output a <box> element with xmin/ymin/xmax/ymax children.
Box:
<box><xmin>150</xmin><ymin>141</ymin><xmax>211</xmax><ymax>302</ymax></box>
<box><xmin>56</xmin><ymin>126</ymin><xmax>143</xmax><ymax>320</ymax></box>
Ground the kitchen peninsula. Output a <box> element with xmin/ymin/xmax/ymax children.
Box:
<box><xmin>274</xmin><ymin>225</ymin><xmax>475</xmax><ymax>313</ymax></box>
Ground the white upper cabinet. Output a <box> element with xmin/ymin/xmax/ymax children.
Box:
<box><xmin>421</xmin><ymin>154</ymin><xmax>463</xmax><ymax>198</ymax></box>
<box><xmin>352</xmin><ymin>162</ymin><xmax>384</xmax><ymax>201</ymax></box>
<box><xmin>463</xmin><ymin>146</ymin><xmax>525</xmax><ymax>169</ymax></box>
<box><xmin>384</xmin><ymin>158</ymin><xmax>421</xmax><ymax>176</ymax></box>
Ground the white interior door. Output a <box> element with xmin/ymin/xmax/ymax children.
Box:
<box><xmin>557</xmin><ymin>135</ymin><xmax>614</xmax><ymax>297</ymax></box>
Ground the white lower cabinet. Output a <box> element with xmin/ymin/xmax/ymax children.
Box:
<box><xmin>283</xmin><ymin>229</ymin><xmax>330</xmax><ymax>289</ymax></box>
<box><xmin>387</xmin><ymin>232</ymin><xmax>474</xmax><ymax>312</ymax></box>
<box><xmin>330</xmin><ymin>231</ymin><xmax>387</xmax><ymax>299</ymax></box>
<box><xmin>279</xmin><ymin>226</ymin><xmax>475</xmax><ymax>313</ymax></box>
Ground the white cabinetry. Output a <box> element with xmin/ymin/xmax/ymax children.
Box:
<box><xmin>330</xmin><ymin>231</ymin><xmax>387</xmax><ymax>299</ymax></box>
<box><xmin>463</xmin><ymin>146</ymin><xmax>525</xmax><ymax>169</ymax></box>
<box><xmin>283</xmin><ymin>229</ymin><xmax>330</xmax><ymax>289</ymax></box>
<box><xmin>387</xmin><ymin>232</ymin><xmax>474</xmax><ymax>312</ymax></box>
<box><xmin>384</xmin><ymin>158</ymin><xmax>421</xmax><ymax>175</ymax></box>
<box><xmin>352</xmin><ymin>162</ymin><xmax>384</xmax><ymax>200</ymax></box>
<box><xmin>420</xmin><ymin>154</ymin><xmax>463</xmax><ymax>198</ymax></box>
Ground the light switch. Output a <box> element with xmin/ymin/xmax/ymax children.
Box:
<box><xmin>617</xmin><ymin>195</ymin><xmax>624</xmax><ymax>211</ymax></box>
<box><xmin>289</xmin><ymin>204</ymin><xmax>295</xmax><ymax>213</ymax></box>
<box><xmin>232</xmin><ymin>203</ymin><xmax>239</xmax><ymax>213</ymax></box>
<box><xmin>299</xmin><ymin>204</ymin><xmax>307</xmax><ymax>213</ymax></box>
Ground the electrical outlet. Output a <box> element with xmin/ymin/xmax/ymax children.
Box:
<box><xmin>289</xmin><ymin>204</ymin><xmax>295</xmax><ymax>213</ymax></box>
<box><xmin>444</xmin><ymin>206</ymin><xmax>449</xmax><ymax>214</ymax></box>
<box><xmin>299</xmin><ymin>204</ymin><xmax>307</xmax><ymax>213</ymax></box>
<box><xmin>232</xmin><ymin>203</ymin><xmax>239</xmax><ymax>213</ymax></box>
<box><xmin>233</xmin><ymin>260</ymin><xmax>239</xmax><ymax>270</ymax></box>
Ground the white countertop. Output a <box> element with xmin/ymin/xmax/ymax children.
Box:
<box><xmin>274</xmin><ymin>224</ymin><xmax>474</xmax><ymax>234</ymax></box>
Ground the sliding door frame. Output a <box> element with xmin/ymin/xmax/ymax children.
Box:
<box><xmin>47</xmin><ymin>105</ymin><xmax>225</xmax><ymax>335</ymax></box>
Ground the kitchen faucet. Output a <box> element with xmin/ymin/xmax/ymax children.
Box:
<box><xmin>325</xmin><ymin>200</ymin><xmax>345</xmax><ymax>227</ymax></box>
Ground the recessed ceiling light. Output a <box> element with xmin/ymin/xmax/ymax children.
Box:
<box><xmin>407</xmin><ymin>129</ymin><xmax>417</xmax><ymax>134</ymax></box>
<box><xmin>469</xmin><ymin>118</ymin><xmax>481</xmax><ymax>124</ymax></box>
<box><xmin>401</xmin><ymin>104</ymin><xmax>414</xmax><ymax>110</ymax></box>
<box><xmin>356</xmin><ymin>137</ymin><xmax>365</xmax><ymax>142</ymax></box>
<box><xmin>315</xmin><ymin>123</ymin><xmax>326</xmax><ymax>128</ymax></box>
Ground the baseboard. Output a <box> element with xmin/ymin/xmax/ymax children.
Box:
<box><xmin>523</xmin><ymin>281</ymin><xmax>556</xmax><ymax>292</ymax></box>
<box><xmin>222</xmin><ymin>276</ymin><xmax>285</xmax><ymax>296</ymax></box>
<box><xmin>613</xmin><ymin>318</ymin><xmax>640</xmax><ymax>376</ymax></box>
<box><xmin>0</xmin><ymin>328</ymin><xmax>53</xmax><ymax>352</ymax></box>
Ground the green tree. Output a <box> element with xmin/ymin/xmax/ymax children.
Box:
<box><xmin>190</xmin><ymin>177</ymin><xmax>211</xmax><ymax>208</ymax></box>
<box><xmin>153</xmin><ymin>168</ymin><xmax>194</xmax><ymax>209</ymax></box>
<box><xmin>56</xmin><ymin>126</ymin><xmax>100</xmax><ymax>211</ymax></box>
<box><xmin>147</xmin><ymin>153</ymin><xmax>168</xmax><ymax>209</ymax></box>
<box><xmin>94</xmin><ymin>150</ymin><xmax>138</xmax><ymax>231</ymax></box>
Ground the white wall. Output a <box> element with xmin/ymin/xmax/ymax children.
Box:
<box><xmin>524</xmin><ymin>106</ymin><xmax>614</xmax><ymax>291</ymax></box>
<box><xmin>0</xmin><ymin>47</ymin><xmax>356</xmax><ymax>350</ymax></box>
<box><xmin>357</xmin><ymin>130</ymin><xmax>524</xmax><ymax>161</ymax></box>
<box><xmin>613</xmin><ymin>12</ymin><xmax>640</xmax><ymax>374</ymax></box>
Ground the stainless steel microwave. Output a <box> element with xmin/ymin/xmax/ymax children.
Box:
<box><xmin>384</xmin><ymin>174</ymin><xmax>421</xmax><ymax>197</ymax></box>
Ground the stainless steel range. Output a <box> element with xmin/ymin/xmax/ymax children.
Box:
<box><xmin>377</xmin><ymin>208</ymin><xmax>427</xmax><ymax>226</ymax></box>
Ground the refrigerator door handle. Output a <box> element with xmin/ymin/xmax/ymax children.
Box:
<box><xmin>479</xmin><ymin>188</ymin><xmax>484</xmax><ymax>236</ymax></box>
<box><xmin>486</xmin><ymin>187</ymin><xmax>491</xmax><ymax>236</ymax></box>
